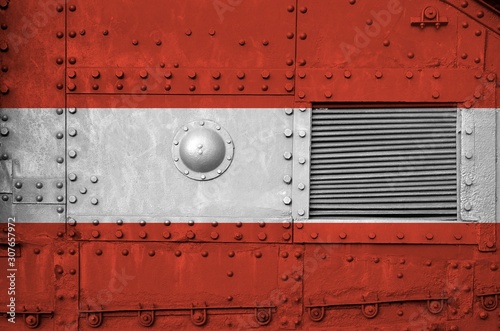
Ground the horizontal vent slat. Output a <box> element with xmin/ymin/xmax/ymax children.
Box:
<box><xmin>309</xmin><ymin>108</ymin><xmax>458</xmax><ymax>220</ymax></box>
<box><xmin>312</xmin><ymin>128</ymin><xmax>456</xmax><ymax>136</ymax></box>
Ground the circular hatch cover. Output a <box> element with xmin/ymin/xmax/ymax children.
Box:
<box><xmin>172</xmin><ymin>120</ymin><xmax>234</xmax><ymax>181</ymax></box>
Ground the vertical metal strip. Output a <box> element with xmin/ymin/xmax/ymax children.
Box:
<box><xmin>292</xmin><ymin>107</ymin><xmax>311</xmax><ymax>222</ymax></box>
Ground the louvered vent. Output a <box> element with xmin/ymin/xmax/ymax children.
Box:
<box><xmin>310</xmin><ymin>108</ymin><xmax>458</xmax><ymax>220</ymax></box>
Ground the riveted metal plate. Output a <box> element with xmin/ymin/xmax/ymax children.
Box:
<box><xmin>67</xmin><ymin>108</ymin><xmax>292</xmax><ymax>223</ymax></box>
<box><xmin>460</xmin><ymin>108</ymin><xmax>496</xmax><ymax>222</ymax></box>
<box><xmin>0</xmin><ymin>109</ymin><xmax>66</xmax><ymax>179</ymax></box>
<box><xmin>79</xmin><ymin>242</ymin><xmax>283</xmax><ymax>329</ymax></box>
<box><xmin>302</xmin><ymin>244</ymin><xmax>461</xmax><ymax>329</ymax></box>
<box><xmin>172</xmin><ymin>120</ymin><xmax>234</xmax><ymax>181</ymax></box>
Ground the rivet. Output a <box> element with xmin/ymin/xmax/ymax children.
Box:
<box><xmin>473</xmin><ymin>91</ymin><xmax>481</xmax><ymax>99</ymax></box>
<box><xmin>69</xmin><ymin>269</ymin><xmax>76</xmax><ymax>275</ymax></box>
<box><xmin>186</xmin><ymin>231</ymin><xmax>195</xmax><ymax>239</ymax></box>
<box><xmin>122</xmin><ymin>249</ymin><xmax>129</xmax><ymax>256</ymax></box>
<box><xmin>189</xmin><ymin>85</ymin><xmax>196</xmax><ymax>92</ymax></box>
<box><xmin>298</xmin><ymin>209</ymin><xmax>305</xmax><ymax>216</ymax></box>
<box><xmin>139</xmin><ymin>231</ymin><xmax>147</xmax><ymax>239</ymax></box>
<box><xmin>487</xmin><ymin>73</ymin><xmax>496</xmax><ymax>82</ymax></box>
<box><xmin>56</xmin><ymin>31</ymin><xmax>64</xmax><ymax>38</ymax></box>
<box><xmin>69</xmin><ymin>31</ymin><xmax>76</xmax><ymax>38</ymax></box>
<box><xmin>298</xmin><ymin>183</ymin><xmax>305</xmax><ymax>190</ymax></box>
<box><xmin>261</xmin><ymin>84</ymin><xmax>269</xmax><ymax>91</ymax></box>
<box><xmin>68</xmin><ymin>173</ymin><xmax>77</xmax><ymax>181</ymax></box>
<box><xmin>407</xmin><ymin>52</ymin><xmax>414</xmax><ymax>59</ymax></box>
<box><xmin>283</xmin><ymin>196</ymin><xmax>292</xmax><ymax>205</ymax></box>
<box><xmin>299</xmin><ymin>6</ymin><xmax>307</xmax><ymax>13</ymax></box>
<box><xmin>433</xmin><ymin>71</ymin><xmax>441</xmax><ymax>79</ymax></box>
<box><xmin>95</xmin><ymin>249</ymin><xmax>102</xmax><ymax>256</ymax></box>
<box><xmin>299</xmin><ymin>33</ymin><xmax>307</xmax><ymax>40</ymax></box>
<box><xmin>474</xmin><ymin>57</ymin><xmax>481</xmax><ymax>64</ymax></box>
<box><xmin>406</xmin><ymin>71</ymin><xmax>413</xmax><ymax>79</ymax></box>
<box><xmin>477</xmin><ymin>11</ymin><xmax>484</xmax><ymax>18</ymax></box>
<box><xmin>325</xmin><ymin>71</ymin><xmax>333</xmax><ymax>79</ymax></box>
<box><xmin>258</xmin><ymin>232</ymin><xmax>267</xmax><ymax>241</ymax></box>
<box><xmin>454</xmin><ymin>233</ymin><xmax>462</xmax><ymax>240</ymax></box>
<box><xmin>375</xmin><ymin>71</ymin><xmax>383</xmax><ymax>79</ymax></box>
<box><xmin>344</xmin><ymin>70</ymin><xmax>351</xmax><ymax>78</ymax></box>
<box><xmin>283</xmin><ymin>175</ymin><xmax>292</xmax><ymax>184</ymax></box>
<box><xmin>284</xmin><ymin>128</ymin><xmax>293</xmax><ymax>137</ymax></box>
<box><xmin>475</xmin><ymin>30</ymin><xmax>482</xmax><ymax>36</ymax></box>
<box><xmin>91</xmin><ymin>230</ymin><xmax>100</xmax><ymax>238</ymax></box>
<box><xmin>479</xmin><ymin>311</ymin><xmax>488</xmax><ymax>320</ymax></box>
<box><xmin>140</xmin><ymin>219</ymin><xmax>147</xmax><ymax>226</ymax></box>
<box><xmin>236</xmin><ymin>221</ymin><xmax>243</xmax><ymax>228</ymax></box>
<box><xmin>425</xmin><ymin>260</ymin><xmax>432</xmax><ymax>266</ymax></box>
<box><xmin>91</xmin><ymin>198</ymin><xmax>98</xmax><ymax>205</ymax></box>
<box><xmin>396</xmin><ymin>232</ymin><xmax>405</xmax><ymax>239</ymax></box>
<box><xmin>69</xmin><ymin>4</ymin><xmax>76</xmax><ymax>11</ymax></box>
<box><xmin>286</xmin><ymin>32</ymin><xmax>294</xmax><ymax>39</ymax></box>
<box><xmin>285</xmin><ymin>83</ymin><xmax>294</xmax><ymax>92</ymax></box>
<box><xmin>432</xmin><ymin>91</ymin><xmax>440</xmax><ymax>99</ymax></box>
<box><xmin>68</xmin><ymin>57</ymin><xmax>76</xmax><ymax>65</ymax></box>
<box><xmin>339</xmin><ymin>232</ymin><xmax>347</xmax><ymax>239</ymax></box>
<box><xmin>165</xmin><ymin>84</ymin><xmax>171</xmax><ymax>91</ymax></box>
<box><xmin>238</xmin><ymin>39</ymin><xmax>245</xmax><ymax>46</ymax></box>
<box><xmin>69</xmin><ymin>196</ymin><xmax>77</xmax><ymax>203</ymax></box>
<box><xmin>162</xmin><ymin>231</ymin><xmax>171</xmax><ymax>239</ymax></box>
<box><xmin>79</xmin><ymin>29</ymin><xmax>86</xmax><ymax>36</ymax></box>
<box><xmin>298</xmin><ymin>91</ymin><xmax>306</xmax><ymax>99</ymax></box>
<box><xmin>140</xmin><ymin>85</ymin><xmax>147</xmax><ymax>91</ymax></box>
<box><xmin>397</xmin><ymin>310</ymin><xmax>404</xmax><ymax>316</ymax></box>
<box><xmin>284</xmin><ymin>108</ymin><xmax>293</xmax><ymax>115</ymax></box>
<box><xmin>294</xmin><ymin>274</ymin><xmax>301</xmax><ymax>281</ymax></box>
<box><xmin>464</xmin><ymin>262</ymin><xmax>472</xmax><ymax>269</ymax></box>
<box><xmin>295</xmin><ymin>223</ymin><xmax>303</xmax><ymax>229</ymax></box>
<box><xmin>324</xmin><ymin>91</ymin><xmax>332</xmax><ymax>98</ymax></box>
<box><xmin>33</xmin><ymin>248</ymin><xmax>40</xmax><ymax>254</ymax></box>
<box><xmin>15</xmin><ymin>195</ymin><xmax>22</xmax><ymax>202</ymax></box>
<box><xmin>368</xmin><ymin>232</ymin><xmax>376</xmax><ymax>239</ymax></box>
<box><xmin>346</xmin><ymin>255</ymin><xmax>354</xmax><ymax>262</ymax></box>
<box><xmin>281</xmin><ymin>274</ymin><xmax>288</xmax><ymax>281</ymax></box>
<box><xmin>227</xmin><ymin>271</ymin><xmax>234</xmax><ymax>277</ymax></box>
<box><xmin>282</xmin><ymin>221</ymin><xmax>291</xmax><ymax>229</ymax></box>
<box><xmin>298</xmin><ymin>157</ymin><xmax>306</xmax><ymax>164</ymax></box>
<box><xmin>426</xmin><ymin>233</ymin><xmax>434</xmax><ymax>240</ymax></box>
<box><xmin>310</xmin><ymin>232</ymin><xmax>318</xmax><ymax>239</ymax></box>
<box><xmin>56</xmin><ymin>5</ymin><xmax>63</xmax><ymax>12</ymax></box>
<box><xmin>148</xmin><ymin>250</ymin><xmax>155</xmax><ymax>257</ymax></box>
<box><xmin>68</xmin><ymin>150</ymin><xmax>77</xmax><ymax>158</ymax></box>
<box><xmin>116</xmin><ymin>83</ymin><xmax>124</xmax><ymax>90</ymax></box>
<box><xmin>115</xmin><ymin>230</ymin><xmax>123</xmax><ymax>238</ymax></box>
<box><xmin>461</xmin><ymin>53</ymin><xmax>468</xmax><ymax>60</ymax></box>
<box><xmin>397</xmin><ymin>273</ymin><xmax>403</xmax><ymax>278</ymax></box>
<box><xmin>366</xmin><ymin>19</ymin><xmax>373</xmax><ymax>25</ymax></box>
<box><xmin>465</xmin><ymin>152</ymin><xmax>473</xmax><ymax>159</ymax></box>
<box><xmin>489</xmin><ymin>263</ymin><xmax>498</xmax><ymax>271</ymax></box>
<box><xmin>299</xmin><ymin>130</ymin><xmax>306</xmax><ymax>138</ymax></box>
<box><xmin>56</xmin><ymin>182</ymin><xmax>63</xmax><ymax>188</ymax></box>
<box><xmin>383</xmin><ymin>39</ymin><xmax>390</xmax><ymax>46</ymax></box>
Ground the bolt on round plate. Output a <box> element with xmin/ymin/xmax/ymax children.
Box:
<box><xmin>172</xmin><ymin>120</ymin><xmax>234</xmax><ymax>181</ymax></box>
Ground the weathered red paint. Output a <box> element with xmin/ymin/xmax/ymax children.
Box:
<box><xmin>0</xmin><ymin>0</ymin><xmax>499</xmax><ymax>330</ymax></box>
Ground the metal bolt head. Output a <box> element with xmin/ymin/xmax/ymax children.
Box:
<box><xmin>90</xmin><ymin>176</ymin><xmax>98</xmax><ymax>183</ymax></box>
<box><xmin>298</xmin><ymin>183</ymin><xmax>305</xmax><ymax>190</ymax></box>
<box><xmin>298</xmin><ymin>130</ymin><xmax>306</xmax><ymax>138</ymax></box>
<box><xmin>284</xmin><ymin>129</ymin><xmax>293</xmax><ymax>137</ymax></box>
<box><xmin>297</xmin><ymin>209</ymin><xmax>305</xmax><ymax>216</ymax></box>
<box><xmin>283</xmin><ymin>196</ymin><xmax>292</xmax><ymax>205</ymax></box>
<box><xmin>90</xmin><ymin>198</ymin><xmax>98</xmax><ymax>205</ymax></box>
<box><xmin>283</xmin><ymin>175</ymin><xmax>292</xmax><ymax>184</ymax></box>
<box><xmin>298</xmin><ymin>157</ymin><xmax>306</xmax><ymax>164</ymax></box>
<box><xmin>0</xmin><ymin>127</ymin><xmax>9</xmax><ymax>136</ymax></box>
<box><xmin>283</xmin><ymin>152</ymin><xmax>292</xmax><ymax>160</ymax></box>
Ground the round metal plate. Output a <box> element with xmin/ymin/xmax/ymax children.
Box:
<box><xmin>172</xmin><ymin>120</ymin><xmax>234</xmax><ymax>181</ymax></box>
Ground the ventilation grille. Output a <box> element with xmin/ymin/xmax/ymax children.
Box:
<box><xmin>310</xmin><ymin>108</ymin><xmax>458</xmax><ymax>220</ymax></box>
